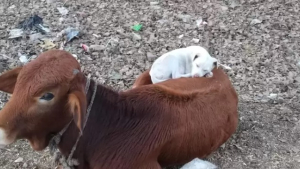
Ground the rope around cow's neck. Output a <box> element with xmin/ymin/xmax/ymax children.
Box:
<box><xmin>49</xmin><ymin>77</ymin><xmax>97</xmax><ymax>169</ymax></box>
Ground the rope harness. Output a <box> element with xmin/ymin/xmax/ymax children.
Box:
<box><xmin>49</xmin><ymin>78</ymin><xmax>97</xmax><ymax>169</ymax></box>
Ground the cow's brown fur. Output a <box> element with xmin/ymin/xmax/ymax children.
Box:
<box><xmin>0</xmin><ymin>49</ymin><xmax>238</xmax><ymax>169</ymax></box>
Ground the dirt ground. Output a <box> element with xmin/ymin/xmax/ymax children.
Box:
<box><xmin>0</xmin><ymin>0</ymin><xmax>300</xmax><ymax>168</ymax></box>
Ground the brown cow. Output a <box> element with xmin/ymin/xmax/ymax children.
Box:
<box><xmin>0</xmin><ymin>49</ymin><xmax>238</xmax><ymax>169</ymax></box>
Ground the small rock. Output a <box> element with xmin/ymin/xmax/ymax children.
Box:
<box><xmin>151</xmin><ymin>6</ymin><xmax>161</xmax><ymax>10</ymax></box>
<box><xmin>18</xmin><ymin>53</ymin><xmax>28</xmax><ymax>64</ymax></box>
<box><xmin>90</xmin><ymin>45</ymin><xmax>106</xmax><ymax>51</ymax></box>
<box><xmin>72</xmin><ymin>54</ymin><xmax>78</xmax><ymax>59</ymax></box>
<box><xmin>192</xmin><ymin>38</ymin><xmax>200</xmax><ymax>43</ymax></box>
<box><xmin>132</xmin><ymin>33</ymin><xmax>142</xmax><ymax>40</ymax></box>
<box><xmin>103</xmin><ymin>32</ymin><xmax>110</xmax><ymax>36</ymax></box>
<box><xmin>23</xmin><ymin>163</ymin><xmax>28</xmax><ymax>168</ymax></box>
<box><xmin>14</xmin><ymin>157</ymin><xmax>23</xmax><ymax>163</ymax></box>
<box><xmin>146</xmin><ymin>52</ymin><xmax>156</xmax><ymax>61</ymax></box>
<box><xmin>250</xmin><ymin>19</ymin><xmax>262</xmax><ymax>25</ymax></box>
<box><xmin>177</xmin><ymin>14</ymin><xmax>191</xmax><ymax>22</ymax></box>
<box><xmin>29</xmin><ymin>33</ymin><xmax>44</xmax><ymax>43</ymax></box>
<box><xmin>297</xmin><ymin>61</ymin><xmax>300</xmax><ymax>67</ymax></box>
<box><xmin>178</xmin><ymin>34</ymin><xmax>184</xmax><ymax>39</ymax></box>
<box><xmin>196</xmin><ymin>17</ymin><xmax>207</xmax><ymax>27</ymax></box>
<box><xmin>110</xmin><ymin>72</ymin><xmax>122</xmax><ymax>80</ymax></box>
<box><xmin>267</xmin><ymin>93</ymin><xmax>278</xmax><ymax>100</ymax></box>
<box><xmin>91</xmin><ymin>52</ymin><xmax>99</xmax><ymax>56</ymax></box>
<box><xmin>220</xmin><ymin>6</ymin><xmax>228</xmax><ymax>11</ymax></box>
<box><xmin>150</xmin><ymin>1</ymin><xmax>159</xmax><ymax>5</ymax></box>
<box><xmin>57</xmin><ymin>7</ymin><xmax>69</xmax><ymax>15</ymax></box>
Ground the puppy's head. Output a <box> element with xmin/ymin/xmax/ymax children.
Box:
<box><xmin>190</xmin><ymin>46</ymin><xmax>217</xmax><ymax>78</ymax></box>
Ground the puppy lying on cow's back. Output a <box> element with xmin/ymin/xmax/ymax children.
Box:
<box><xmin>149</xmin><ymin>46</ymin><xmax>218</xmax><ymax>84</ymax></box>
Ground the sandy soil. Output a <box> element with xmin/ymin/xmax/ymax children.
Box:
<box><xmin>0</xmin><ymin>0</ymin><xmax>299</xmax><ymax>168</ymax></box>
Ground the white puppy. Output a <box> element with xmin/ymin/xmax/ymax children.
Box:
<box><xmin>149</xmin><ymin>46</ymin><xmax>218</xmax><ymax>84</ymax></box>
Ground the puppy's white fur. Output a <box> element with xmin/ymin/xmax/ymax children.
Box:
<box><xmin>149</xmin><ymin>46</ymin><xmax>218</xmax><ymax>84</ymax></box>
<box><xmin>180</xmin><ymin>158</ymin><xmax>218</xmax><ymax>169</ymax></box>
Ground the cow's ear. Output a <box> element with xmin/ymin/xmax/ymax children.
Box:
<box><xmin>0</xmin><ymin>67</ymin><xmax>23</xmax><ymax>94</ymax></box>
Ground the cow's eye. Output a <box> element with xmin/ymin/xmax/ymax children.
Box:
<box><xmin>40</xmin><ymin>93</ymin><xmax>54</xmax><ymax>101</ymax></box>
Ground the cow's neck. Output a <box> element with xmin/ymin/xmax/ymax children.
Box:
<box><xmin>55</xmin><ymin>77</ymin><xmax>119</xmax><ymax>168</ymax></box>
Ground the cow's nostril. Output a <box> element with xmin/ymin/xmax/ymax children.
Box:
<box><xmin>213</xmin><ymin>61</ymin><xmax>217</xmax><ymax>67</ymax></box>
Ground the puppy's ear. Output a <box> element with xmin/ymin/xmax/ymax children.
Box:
<box><xmin>193</xmin><ymin>54</ymin><xmax>199</xmax><ymax>61</ymax></box>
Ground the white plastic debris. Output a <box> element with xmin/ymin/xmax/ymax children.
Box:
<box><xmin>14</xmin><ymin>157</ymin><xmax>23</xmax><ymax>163</ymax></box>
<box><xmin>8</xmin><ymin>29</ymin><xmax>23</xmax><ymax>39</ymax></box>
<box><xmin>192</xmin><ymin>38</ymin><xmax>200</xmax><ymax>43</ymax></box>
<box><xmin>29</xmin><ymin>33</ymin><xmax>44</xmax><ymax>44</ymax></box>
<box><xmin>250</xmin><ymin>19</ymin><xmax>262</xmax><ymax>25</ymax></box>
<box><xmin>196</xmin><ymin>17</ymin><xmax>207</xmax><ymax>27</ymax></box>
<box><xmin>58</xmin><ymin>17</ymin><xmax>64</xmax><ymax>24</ymax></box>
<box><xmin>72</xmin><ymin>54</ymin><xmax>78</xmax><ymax>59</ymax></box>
<box><xmin>18</xmin><ymin>53</ymin><xmax>28</xmax><ymax>63</ymax></box>
<box><xmin>92</xmin><ymin>34</ymin><xmax>100</xmax><ymax>38</ymax></box>
<box><xmin>150</xmin><ymin>1</ymin><xmax>159</xmax><ymax>5</ymax></box>
<box><xmin>57</xmin><ymin>7</ymin><xmax>69</xmax><ymax>16</ymax></box>
<box><xmin>178</xmin><ymin>34</ymin><xmax>184</xmax><ymax>39</ymax></box>
<box><xmin>268</xmin><ymin>93</ymin><xmax>278</xmax><ymax>100</ymax></box>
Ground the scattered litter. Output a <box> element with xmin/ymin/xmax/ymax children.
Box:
<box><xmin>178</xmin><ymin>34</ymin><xmax>184</xmax><ymax>39</ymax></box>
<box><xmin>110</xmin><ymin>71</ymin><xmax>122</xmax><ymax>80</ymax></box>
<box><xmin>58</xmin><ymin>17</ymin><xmax>64</xmax><ymax>24</ymax></box>
<box><xmin>177</xmin><ymin>14</ymin><xmax>191</xmax><ymax>22</ymax></box>
<box><xmin>250</xmin><ymin>19</ymin><xmax>262</xmax><ymax>25</ymax></box>
<box><xmin>29</xmin><ymin>33</ymin><xmax>44</xmax><ymax>43</ymax></box>
<box><xmin>196</xmin><ymin>17</ymin><xmax>207</xmax><ymax>27</ymax></box>
<box><xmin>90</xmin><ymin>45</ymin><xmax>105</xmax><ymax>51</ymax></box>
<box><xmin>8</xmin><ymin>29</ymin><xmax>23</xmax><ymax>39</ymax></box>
<box><xmin>72</xmin><ymin>54</ymin><xmax>78</xmax><ymax>59</ymax></box>
<box><xmin>8</xmin><ymin>5</ymin><xmax>16</xmax><ymax>10</ymax></box>
<box><xmin>18</xmin><ymin>15</ymin><xmax>50</xmax><ymax>34</ymax></box>
<box><xmin>81</xmin><ymin>44</ymin><xmax>90</xmax><ymax>52</ymax></box>
<box><xmin>132</xmin><ymin>24</ymin><xmax>143</xmax><ymax>31</ymax></box>
<box><xmin>150</xmin><ymin>1</ymin><xmax>159</xmax><ymax>5</ymax></box>
<box><xmin>18</xmin><ymin>53</ymin><xmax>29</xmax><ymax>63</ymax></box>
<box><xmin>39</xmin><ymin>39</ymin><xmax>56</xmax><ymax>49</ymax></box>
<box><xmin>268</xmin><ymin>93</ymin><xmax>278</xmax><ymax>100</ymax></box>
<box><xmin>146</xmin><ymin>52</ymin><xmax>156</xmax><ymax>61</ymax></box>
<box><xmin>65</xmin><ymin>27</ymin><xmax>80</xmax><ymax>42</ymax></box>
<box><xmin>57</xmin><ymin>7</ymin><xmax>69</xmax><ymax>15</ymax></box>
<box><xmin>192</xmin><ymin>38</ymin><xmax>200</xmax><ymax>43</ymax></box>
<box><xmin>92</xmin><ymin>34</ymin><xmax>100</xmax><ymax>38</ymax></box>
<box><xmin>132</xmin><ymin>33</ymin><xmax>142</xmax><ymax>40</ymax></box>
<box><xmin>14</xmin><ymin>157</ymin><xmax>23</xmax><ymax>163</ymax></box>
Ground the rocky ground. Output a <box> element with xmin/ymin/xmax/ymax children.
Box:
<box><xmin>0</xmin><ymin>0</ymin><xmax>300</xmax><ymax>168</ymax></box>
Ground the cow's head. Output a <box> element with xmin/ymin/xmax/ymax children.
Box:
<box><xmin>0</xmin><ymin>50</ymin><xmax>87</xmax><ymax>151</ymax></box>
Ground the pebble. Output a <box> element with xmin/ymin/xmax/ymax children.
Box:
<box><xmin>90</xmin><ymin>45</ymin><xmax>106</xmax><ymax>51</ymax></box>
<box><xmin>192</xmin><ymin>38</ymin><xmax>200</xmax><ymax>43</ymax></box>
<box><xmin>250</xmin><ymin>19</ymin><xmax>262</xmax><ymax>25</ymax></box>
<box><xmin>132</xmin><ymin>33</ymin><xmax>142</xmax><ymax>40</ymax></box>
<box><xmin>14</xmin><ymin>157</ymin><xmax>23</xmax><ymax>163</ymax></box>
<box><xmin>267</xmin><ymin>93</ymin><xmax>278</xmax><ymax>100</ymax></box>
<box><xmin>146</xmin><ymin>52</ymin><xmax>156</xmax><ymax>61</ymax></box>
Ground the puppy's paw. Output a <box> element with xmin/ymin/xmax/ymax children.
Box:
<box><xmin>205</xmin><ymin>72</ymin><xmax>213</xmax><ymax>78</ymax></box>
